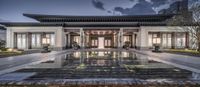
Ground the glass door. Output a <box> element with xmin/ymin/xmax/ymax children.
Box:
<box><xmin>98</xmin><ymin>37</ymin><xmax>104</xmax><ymax>49</ymax></box>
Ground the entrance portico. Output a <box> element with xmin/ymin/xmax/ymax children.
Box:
<box><xmin>1</xmin><ymin>13</ymin><xmax>192</xmax><ymax>50</ymax></box>
<box><xmin>64</xmin><ymin>28</ymin><xmax>139</xmax><ymax>49</ymax></box>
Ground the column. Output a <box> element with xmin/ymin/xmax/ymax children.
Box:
<box><xmin>80</xmin><ymin>28</ymin><xmax>84</xmax><ymax>48</ymax></box>
<box><xmin>172</xmin><ymin>32</ymin><xmax>176</xmax><ymax>49</ymax></box>
<box><xmin>138</xmin><ymin>28</ymin><xmax>148</xmax><ymax>50</ymax></box>
<box><xmin>185</xmin><ymin>32</ymin><xmax>189</xmax><ymax>48</ymax></box>
<box><xmin>132</xmin><ymin>34</ymin><xmax>135</xmax><ymax>48</ymax></box>
<box><xmin>120</xmin><ymin>28</ymin><xmax>124</xmax><ymax>47</ymax></box>
<box><xmin>68</xmin><ymin>33</ymin><xmax>71</xmax><ymax>48</ymax></box>
<box><xmin>117</xmin><ymin>31</ymin><xmax>120</xmax><ymax>48</ymax></box>
<box><xmin>27</xmin><ymin>32</ymin><xmax>32</xmax><ymax>49</ymax></box>
<box><xmin>118</xmin><ymin>28</ymin><xmax>123</xmax><ymax>48</ymax></box>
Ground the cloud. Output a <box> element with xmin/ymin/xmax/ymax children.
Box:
<box><xmin>0</xmin><ymin>18</ymin><xmax>9</xmax><ymax>22</ymax></box>
<box><xmin>114</xmin><ymin>0</ymin><xmax>156</xmax><ymax>15</ymax></box>
<box><xmin>92</xmin><ymin>0</ymin><xmax>106</xmax><ymax>11</ymax></box>
<box><xmin>151</xmin><ymin>0</ymin><xmax>168</xmax><ymax>7</ymax></box>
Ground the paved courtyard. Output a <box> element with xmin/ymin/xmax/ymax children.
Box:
<box><xmin>0</xmin><ymin>49</ymin><xmax>200</xmax><ymax>75</ymax></box>
<box><xmin>130</xmin><ymin>49</ymin><xmax>200</xmax><ymax>73</ymax></box>
<box><xmin>0</xmin><ymin>49</ymin><xmax>74</xmax><ymax>75</ymax></box>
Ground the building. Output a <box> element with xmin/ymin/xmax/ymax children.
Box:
<box><xmin>0</xmin><ymin>25</ymin><xmax>6</xmax><ymax>41</ymax></box>
<box><xmin>0</xmin><ymin>13</ymin><xmax>192</xmax><ymax>50</ymax></box>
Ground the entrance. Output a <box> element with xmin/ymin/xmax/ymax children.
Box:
<box><xmin>98</xmin><ymin>37</ymin><xmax>104</xmax><ymax>49</ymax></box>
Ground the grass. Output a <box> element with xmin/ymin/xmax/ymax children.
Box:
<box><xmin>165</xmin><ymin>49</ymin><xmax>200</xmax><ymax>57</ymax></box>
<box><xmin>0</xmin><ymin>51</ymin><xmax>23</xmax><ymax>58</ymax></box>
<box><xmin>168</xmin><ymin>49</ymin><xmax>200</xmax><ymax>54</ymax></box>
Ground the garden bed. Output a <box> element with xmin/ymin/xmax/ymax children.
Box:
<box><xmin>0</xmin><ymin>51</ymin><xmax>23</xmax><ymax>58</ymax></box>
<box><xmin>164</xmin><ymin>49</ymin><xmax>200</xmax><ymax>57</ymax></box>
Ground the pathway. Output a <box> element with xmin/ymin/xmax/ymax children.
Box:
<box><xmin>0</xmin><ymin>49</ymin><xmax>74</xmax><ymax>75</ymax></box>
<box><xmin>130</xmin><ymin>49</ymin><xmax>200</xmax><ymax>73</ymax></box>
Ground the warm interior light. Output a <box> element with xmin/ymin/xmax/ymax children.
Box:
<box><xmin>42</xmin><ymin>38</ymin><xmax>47</xmax><ymax>44</ymax></box>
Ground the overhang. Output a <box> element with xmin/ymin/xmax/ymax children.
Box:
<box><xmin>23</xmin><ymin>13</ymin><xmax>175</xmax><ymax>22</ymax></box>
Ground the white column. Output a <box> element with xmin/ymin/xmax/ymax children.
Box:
<box><xmin>68</xmin><ymin>33</ymin><xmax>71</xmax><ymax>47</ymax></box>
<box><xmin>138</xmin><ymin>27</ymin><xmax>148</xmax><ymax>49</ymax></box>
<box><xmin>55</xmin><ymin>27</ymin><xmax>64</xmax><ymax>50</ymax></box>
<box><xmin>117</xmin><ymin>32</ymin><xmax>120</xmax><ymax>48</ymax></box>
<box><xmin>6</xmin><ymin>28</ymin><xmax>14</xmax><ymax>48</ymax></box>
<box><xmin>117</xmin><ymin>28</ymin><xmax>124</xmax><ymax>48</ymax></box>
<box><xmin>132</xmin><ymin>34</ymin><xmax>135</xmax><ymax>47</ymax></box>
<box><xmin>80</xmin><ymin>28</ymin><xmax>84</xmax><ymax>48</ymax></box>
<box><xmin>120</xmin><ymin>28</ymin><xmax>124</xmax><ymax>47</ymax></box>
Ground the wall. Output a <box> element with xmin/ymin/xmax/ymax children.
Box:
<box><xmin>6</xmin><ymin>26</ymin><xmax>64</xmax><ymax>50</ymax></box>
<box><xmin>138</xmin><ymin>26</ymin><xmax>190</xmax><ymax>49</ymax></box>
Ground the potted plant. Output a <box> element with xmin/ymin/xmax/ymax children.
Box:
<box><xmin>123</xmin><ymin>41</ymin><xmax>131</xmax><ymax>50</ymax></box>
<box><xmin>152</xmin><ymin>43</ymin><xmax>162</xmax><ymax>53</ymax></box>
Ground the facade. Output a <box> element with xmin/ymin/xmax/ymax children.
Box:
<box><xmin>0</xmin><ymin>14</ymin><xmax>192</xmax><ymax>50</ymax></box>
<box><xmin>0</xmin><ymin>26</ymin><xmax>6</xmax><ymax>40</ymax></box>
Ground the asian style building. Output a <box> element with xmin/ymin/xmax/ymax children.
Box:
<box><xmin>0</xmin><ymin>0</ymin><xmax>194</xmax><ymax>51</ymax></box>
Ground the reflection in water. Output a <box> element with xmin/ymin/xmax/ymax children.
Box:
<box><xmin>17</xmin><ymin>51</ymin><xmax>195</xmax><ymax>80</ymax></box>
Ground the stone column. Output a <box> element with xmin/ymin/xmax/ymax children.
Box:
<box><xmin>120</xmin><ymin>28</ymin><xmax>124</xmax><ymax>47</ymax></box>
<box><xmin>68</xmin><ymin>33</ymin><xmax>71</xmax><ymax>48</ymax></box>
<box><xmin>138</xmin><ymin>28</ymin><xmax>148</xmax><ymax>50</ymax></box>
<box><xmin>117</xmin><ymin>31</ymin><xmax>120</xmax><ymax>48</ymax></box>
<box><xmin>80</xmin><ymin>28</ymin><xmax>84</xmax><ymax>48</ymax></box>
<box><xmin>172</xmin><ymin>32</ymin><xmax>176</xmax><ymax>49</ymax></box>
<box><xmin>185</xmin><ymin>32</ymin><xmax>189</xmax><ymax>48</ymax></box>
<box><xmin>132</xmin><ymin>34</ymin><xmax>135</xmax><ymax>48</ymax></box>
<box><xmin>27</xmin><ymin>32</ymin><xmax>32</xmax><ymax>49</ymax></box>
<box><xmin>118</xmin><ymin>28</ymin><xmax>123</xmax><ymax>48</ymax></box>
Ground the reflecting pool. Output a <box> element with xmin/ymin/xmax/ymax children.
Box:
<box><xmin>12</xmin><ymin>51</ymin><xmax>195</xmax><ymax>81</ymax></box>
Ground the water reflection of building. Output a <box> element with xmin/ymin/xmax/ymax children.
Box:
<box><xmin>30</xmin><ymin>51</ymin><xmax>174</xmax><ymax>69</ymax></box>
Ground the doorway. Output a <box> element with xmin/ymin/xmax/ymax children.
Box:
<box><xmin>98</xmin><ymin>37</ymin><xmax>104</xmax><ymax>49</ymax></box>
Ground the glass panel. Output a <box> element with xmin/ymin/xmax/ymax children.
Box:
<box><xmin>50</xmin><ymin>34</ymin><xmax>55</xmax><ymax>46</ymax></box>
<box><xmin>108</xmin><ymin>40</ymin><xmax>111</xmax><ymax>46</ymax></box>
<box><xmin>162</xmin><ymin>34</ymin><xmax>167</xmax><ymax>47</ymax></box>
<box><xmin>168</xmin><ymin>34</ymin><xmax>172</xmax><ymax>47</ymax></box>
<box><xmin>95</xmin><ymin>40</ymin><xmax>98</xmax><ymax>46</ymax></box>
<box><xmin>22</xmin><ymin>34</ymin><xmax>26</xmax><ymax>49</ymax></box>
<box><xmin>17</xmin><ymin>34</ymin><xmax>21</xmax><ymax>49</ymax></box>
<box><xmin>36</xmin><ymin>34</ymin><xmax>41</xmax><ymax>47</ymax></box>
<box><xmin>176</xmin><ymin>33</ymin><xmax>186</xmax><ymax>48</ymax></box>
<box><xmin>148</xmin><ymin>34</ymin><xmax>152</xmax><ymax>47</ymax></box>
<box><xmin>32</xmin><ymin>34</ymin><xmax>35</xmax><ymax>47</ymax></box>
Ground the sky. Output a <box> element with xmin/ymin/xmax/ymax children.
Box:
<box><xmin>0</xmin><ymin>0</ymin><xmax>199</xmax><ymax>22</ymax></box>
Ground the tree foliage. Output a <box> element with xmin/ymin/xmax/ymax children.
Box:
<box><xmin>168</xmin><ymin>2</ymin><xmax>200</xmax><ymax>51</ymax></box>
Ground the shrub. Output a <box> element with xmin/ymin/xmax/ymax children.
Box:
<box><xmin>0</xmin><ymin>40</ymin><xmax>5</xmax><ymax>48</ymax></box>
<box><xmin>1</xmin><ymin>48</ymin><xmax>8</xmax><ymax>51</ymax></box>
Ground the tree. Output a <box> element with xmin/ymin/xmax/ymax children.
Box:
<box><xmin>169</xmin><ymin>3</ymin><xmax>200</xmax><ymax>52</ymax></box>
<box><xmin>0</xmin><ymin>39</ymin><xmax>6</xmax><ymax>49</ymax></box>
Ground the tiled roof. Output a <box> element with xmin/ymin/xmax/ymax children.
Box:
<box><xmin>23</xmin><ymin>13</ymin><xmax>175</xmax><ymax>22</ymax></box>
<box><xmin>0</xmin><ymin>22</ymin><xmax>167</xmax><ymax>27</ymax></box>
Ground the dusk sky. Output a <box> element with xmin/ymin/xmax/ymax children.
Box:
<box><xmin>0</xmin><ymin>0</ymin><xmax>199</xmax><ymax>22</ymax></box>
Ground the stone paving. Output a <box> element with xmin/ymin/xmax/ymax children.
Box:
<box><xmin>0</xmin><ymin>49</ymin><xmax>74</xmax><ymax>75</ymax></box>
<box><xmin>130</xmin><ymin>49</ymin><xmax>200</xmax><ymax>73</ymax></box>
<box><xmin>0</xmin><ymin>48</ymin><xmax>200</xmax><ymax>86</ymax></box>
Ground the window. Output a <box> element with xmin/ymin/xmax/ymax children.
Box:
<box><xmin>148</xmin><ymin>33</ymin><xmax>161</xmax><ymax>47</ymax></box>
<box><xmin>45</xmin><ymin>34</ymin><xmax>55</xmax><ymax>46</ymax></box>
<box><xmin>91</xmin><ymin>39</ymin><xmax>98</xmax><ymax>46</ymax></box>
<box><xmin>17</xmin><ymin>33</ymin><xmax>27</xmax><ymax>49</ymax></box>
<box><xmin>32</xmin><ymin>34</ymin><xmax>41</xmax><ymax>48</ymax></box>
<box><xmin>176</xmin><ymin>33</ymin><xmax>186</xmax><ymax>48</ymax></box>
<box><xmin>148</xmin><ymin>34</ymin><xmax>153</xmax><ymax>47</ymax></box>
<box><xmin>152</xmin><ymin>34</ymin><xmax>161</xmax><ymax>44</ymax></box>
<box><xmin>162</xmin><ymin>33</ymin><xmax>172</xmax><ymax>48</ymax></box>
<box><xmin>73</xmin><ymin>36</ymin><xmax>80</xmax><ymax>46</ymax></box>
<box><xmin>104</xmin><ymin>39</ymin><xmax>111</xmax><ymax>47</ymax></box>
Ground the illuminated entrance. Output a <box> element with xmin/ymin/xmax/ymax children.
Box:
<box><xmin>65</xmin><ymin>29</ymin><xmax>138</xmax><ymax>49</ymax></box>
<box><xmin>98</xmin><ymin>37</ymin><xmax>104</xmax><ymax>49</ymax></box>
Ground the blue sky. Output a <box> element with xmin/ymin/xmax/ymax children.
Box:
<box><xmin>0</xmin><ymin>0</ymin><xmax>199</xmax><ymax>22</ymax></box>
